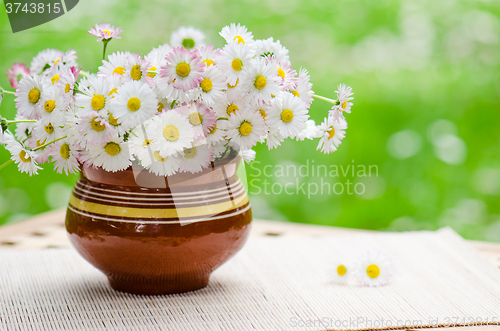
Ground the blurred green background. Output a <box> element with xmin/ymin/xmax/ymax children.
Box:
<box><xmin>0</xmin><ymin>0</ymin><xmax>499</xmax><ymax>241</ymax></box>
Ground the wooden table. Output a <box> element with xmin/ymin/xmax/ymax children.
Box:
<box><xmin>1</xmin><ymin>209</ymin><xmax>499</xmax><ymax>331</ymax></box>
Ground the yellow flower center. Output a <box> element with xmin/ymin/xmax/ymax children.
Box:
<box><xmin>227</xmin><ymin>104</ymin><xmax>239</xmax><ymax>116</ymax></box>
<box><xmin>91</xmin><ymin>95</ymin><xmax>105</xmax><ymax>110</ymax></box>
<box><xmin>176</xmin><ymin>63</ymin><xmax>190</xmax><ymax>77</ymax></box>
<box><xmin>60</xmin><ymin>143</ymin><xmax>70</xmax><ymax>160</ymax></box>
<box><xmin>147</xmin><ymin>66</ymin><xmax>156</xmax><ymax>78</ymax></box>
<box><xmin>28</xmin><ymin>88</ymin><xmax>40</xmax><ymax>104</ymax></box>
<box><xmin>233</xmin><ymin>35</ymin><xmax>245</xmax><ymax>44</ymax></box>
<box><xmin>280</xmin><ymin>109</ymin><xmax>293</xmax><ymax>123</ymax></box>
<box><xmin>184</xmin><ymin>146</ymin><xmax>197</xmax><ymax>159</ymax></box>
<box><xmin>153</xmin><ymin>150</ymin><xmax>166</xmax><ymax>162</ymax></box>
<box><xmin>254</xmin><ymin>75</ymin><xmax>267</xmax><ymax>90</ymax></box>
<box><xmin>44</xmin><ymin>100</ymin><xmax>56</xmax><ymax>113</ymax></box>
<box><xmin>277</xmin><ymin>68</ymin><xmax>285</xmax><ymax>79</ymax></box>
<box><xmin>208</xmin><ymin>124</ymin><xmax>217</xmax><ymax>134</ymax></box>
<box><xmin>113</xmin><ymin>66</ymin><xmax>125</xmax><ymax>75</ymax></box>
<box><xmin>227</xmin><ymin>79</ymin><xmax>239</xmax><ymax>88</ymax></box>
<box><xmin>259</xmin><ymin>109</ymin><xmax>267</xmax><ymax>120</ymax></box>
<box><xmin>127</xmin><ymin>97</ymin><xmax>141</xmax><ymax>112</ymax></box>
<box><xmin>143</xmin><ymin>139</ymin><xmax>153</xmax><ymax>147</ymax></box>
<box><xmin>337</xmin><ymin>265</ymin><xmax>347</xmax><ymax>276</ymax></box>
<box><xmin>163</xmin><ymin>124</ymin><xmax>180</xmax><ymax>142</ymax></box>
<box><xmin>189</xmin><ymin>112</ymin><xmax>203</xmax><ymax>126</ymax></box>
<box><xmin>19</xmin><ymin>150</ymin><xmax>31</xmax><ymax>163</ymax></box>
<box><xmin>53</xmin><ymin>57</ymin><xmax>61</xmax><ymax>65</ymax></box>
<box><xmin>65</xmin><ymin>83</ymin><xmax>71</xmax><ymax>93</ymax></box>
<box><xmin>291</xmin><ymin>90</ymin><xmax>300</xmax><ymax>97</ymax></box>
<box><xmin>202</xmin><ymin>59</ymin><xmax>214</xmax><ymax>67</ymax></box>
<box><xmin>91</xmin><ymin>117</ymin><xmax>106</xmax><ymax>132</ymax></box>
<box><xmin>341</xmin><ymin>100</ymin><xmax>347</xmax><ymax>110</ymax></box>
<box><xmin>108</xmin><ymin>88</ymin><xmax>118</xmax><ymax>97</ymax></box>
<box><xmin>157</xmin><ymin>102</ymin><xmax>164</xmax><ymax>113</ymax></box>
<box><xmin>102</xmin><ymin>30</ymin><xmax>111</xmax><ymax>36</ymax></box>
<box><xmin>130</xmin><ymin>65</ymin><xmax>142</xmax><ymax>80</ymax></box>
<box><xmin>231</xmin><ymin>58</ymin><xmax>243</xmax><ymax>71</ymax></box>
<box><xmin>109</xmin><ymin>114</ymin><xmax>120</xmax><ymax>126</ymax></box>
<box><xmin>239</xmin><ymin>122</ymin><xmax>252</xmax><ymax>136</ymax></box>
<box><xmin>51</xmin><ymin>74</ymin><xmax>60</xmax><ymax>84</ymax></box>
<box><xmin>366</xmin><ymin>264</ymin><xmax>380</xmax><ymax>279</ymax></box>
<box><xmin>104</xmin><ymin>142</ymin><xmax>121</xmax><ymax>156</ymax></box>
<box><xmin>36</xmin><ymin>139</ymin><xmax>46</xmax><ymax>150</ymax></box>
<box><xmin>44</xmin><ymin>123</ymin><xmax>54</xmax><ymax>134</ymax></box>
<box><xmin>328</xmin><ymin>127</ymin><xmax>336</xmax><ymax>139</ymax></box>
<box><xmin>201</xmin><ymin>78</ymin><xmax>213</xmax><ymax>92</ymax></box>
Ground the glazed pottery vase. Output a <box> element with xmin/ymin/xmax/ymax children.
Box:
<box><xmin>65</xmin><ymin>155</ymin><xmax>252</xmax><ymax>295</ymax></box>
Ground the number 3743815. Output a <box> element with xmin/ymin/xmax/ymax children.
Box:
<box><xmin>5</xmin><ymin>2</ymin><xmax>61</xmax><ymax>14</ymax></box>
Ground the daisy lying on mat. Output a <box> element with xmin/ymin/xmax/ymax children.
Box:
<box><xmin>0</xmin><ymin>23</ymin><xmax>354</xmax><ymax>177</ymax></box>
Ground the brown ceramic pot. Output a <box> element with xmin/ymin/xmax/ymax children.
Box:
<box><xmin>65</xmin><ymin>156</ymin><xmax>252</xmax><ymax>295</ymax></box>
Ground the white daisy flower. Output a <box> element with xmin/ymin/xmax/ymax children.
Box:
<box><xmin>57</xmin><ymin>66</ymin><xmax>80</xmax><ymax>101</ymax></box>
<box><xmin>75</xmin><ymin>74</ymin><xmax>112</xmax><ymax>116</ymax></box>
<box><xmin>224</xmin><ymin>78</ymin><xmax>244</xmax><ymax>101</ymax></box>
<box><xmin>331</xmin><ymin>83</ymin><xmax>354</xmax><ymax>118</ymax></box>
<box><xmin>218</xmin><ymin>42</ymin><xmax>253</xmax><ymax>86</ymax></box>
<box><xmin>220</xmin><ymin>23</ymin><xmax>254</xmax><ymax>46</ymax></box>
<box><xmin>161</xmin><ymin>47</ymin><xmax>204</xmax><ymax>92</ymax></box>
<box><xmin>179</xmin><ymin>144</ymin><xmax>211</xmax><ymax>174</ymax></box>
<box><xmin>240</xmin><ymin>58</ymin><xmax>282</xmax><ymax>104</ymax></box>
<box><xmin>267</xmin><ymin>93</ymin><xmax>309</xmax><ymax>139</ymax></box>
<box><xmin>177</xmin><ymin>102</ymin><xmax>217</xmax><ymax>139</ymax></box>
<box><xmin>205</xmin><ymin>119</ymin><xmax>226</xmax><ymax>146</ymax></box>
<box><xmin>87</xmin><ymin>137</ymin><xmax>131</xmax><ymax>172</ymax></box>
<box><xmin>316</xmin><ymin>116</ymin><xmax>347</xmax><ymax>154</ymax></box>
<box><xmin>128</xmin><ymin>124</ymin><xmax>155</xmax><ymax>160</ymax></box>
<box><xmin>141</xmin><ymin>148</ymin><xmax>182</xmax><ymax>177</ymax></box>
<box><xmin>14</xmin><ymin>74</ymin><xmax>44</xmax><ymax>119</ymax></box>
<box><xmin>148</xmin><ymin>108</ymin><xmax>195</xmax><ymax>158</ymax></box>
<box><xmin>29</xmin><ymin>48</ymin><xmax>64</xmax><ymax>75</ymax></box>
<box><xmin>249</xmin><ymin>101</ymin><xmax>271</xmax><ymax>123</ymax></box>
<box><xmin>110</xmin><ymin>81</ymin><xmax>158</xmax><ymax>131</ymax></box>
<box><xmin>39</xmin><ymin>85</ymin><xmax>68</xmax><ymax>125</ymax></box>
<box><xmin>226</xmin><ymin>108</ymin><xmax>266</xmax><ymax>150</ymax></box>
<box><xmin>78</xmin><ymin>111</ymin><xmax>117</xmax><ymax>146</ymax></box>
<box><xmin>88</xmin><ymin>22</ymin><xmax>123</xmax><ymax>42</ymax></box>
<box><xmin>99</xmin><ymin>51</ymin><xmax>132</xmax><ymax>80</ymax></box>
<box><xmin>61</xmin><ymin>105</ymin><xmax>84</xmax><ymax>149</ymax></box>
<box><xmin>290</xmin><ymin>68</ymin><xmax>313</xmax><ymax>108</ymax></box>
<box><xmin>50</xmin><ymin>141</ymin><xmax>80</xmax><ymax>175</ymax></box>
<box><xmin>170</xmin><ymin>26</ymin><xmax>205</xmax><ymax>49</ymax></box>
<box><xmin>265</xmin><ymin>56</ymin><xmax>298</xmax><ymax>90</ymax></box>
<box><xmin>212</xmin><ymin>94</ymin><xmax>245</xmax><ymax>118</ymax></box>
<box><xmin>353</xmin><ymin>251</ymin><xmax>394</xmax><ymax>287</ymax></box>
<box><xmin>329</xmin><ymin>259</ymin><xmax>351</xmax><ymax>284</ymax></box>
<box><xmin>5</xmin><ymin>139</ymin><xmax>41</xmax><ymax>176</ymax></box>
<box><xmin>296</xmin><ymin>119</ymin><xmax>321</xmax><ymax>141</ymax></box>
<box><xmin>240</xmin><ymin>148</ymin><xmax>256</xmax><ymax>164</ymax></box>
<box><xmin>254</xmin><ymin>37</ymin><xmax>289</xmax><ymax>62</ymax></box>
<box><xmin>198</xmin><ymin>44</ymin><xmax>220</xmax><ymax>67</ymax></box>
<box><xmin>122</xmin><ymin>53</ymin><xmax>153</xmax><ymax>86</ymax></box>
<box><xmin>145</xmin><ymin>44</ymin><xmax>172</xmax><ymax>84</ymax></box>
<box><xmin>32</xmin><ymin>119</ymin><xmax>62</xmax><ymax>150</ymax></box>
<box><xmin>194</xmin><ymin>65</ymin><xmax>226</xmax><ymax>107</ymax></box>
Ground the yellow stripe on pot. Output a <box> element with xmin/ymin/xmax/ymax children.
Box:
<box><xmin>69</xmin><ymin>194</ymin><xmax>249</xmax><ymax>219</ymax></box>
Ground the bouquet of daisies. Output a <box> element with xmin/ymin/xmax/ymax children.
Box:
<box><xmin>0</xmin><ymin>23</ymin><xmax>354</xmax><ymax>177</ymax></box>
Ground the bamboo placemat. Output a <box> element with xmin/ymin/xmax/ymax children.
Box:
<box><xmin>1</xmin><ymin>228</ymin><xmax>499</xmax><ymax>331</ymax></box>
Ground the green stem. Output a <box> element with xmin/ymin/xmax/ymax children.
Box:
<box><xmin>79</xmin><ymin>71</ymin><xmax>89</xmax><ymax>78</ymax></box>
<box><xmin>6</xmin><ymin>120</ymin><xmax>36</xmax><ymax>125</ymax></box>
<box><xmin>0</xmin><ymin>160</ymin><xmax>13</xmax><ymax>171</ymax></box>
<box><xmin>312</xmin><ymin>94</ymin><xmax>340</xmax><ymax>106</ymax></box>
<box><xmin>102</xmin><ymin>39</ymin><xmax>111</xmax><ymax>61</ymax></box>
<box><xmin>33</xmin><ymin>135</ymin><xmax>67</xmax><ymax>151</ymax></box>
<box><xmin>1</xmin><ymin>89</ymin><xmax>15</xmax><ymax>95</ymax></box>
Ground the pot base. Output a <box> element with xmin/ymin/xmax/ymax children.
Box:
<box><xmin>108</xmin><ymin>274</ymin><xmax>210</xmax><ymax>295</ymax></box>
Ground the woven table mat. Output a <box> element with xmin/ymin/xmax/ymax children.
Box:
<box><xmin>1</xmin><ymin>228</ymin><xmax>499</xmax><ymax>331</ymax></box>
